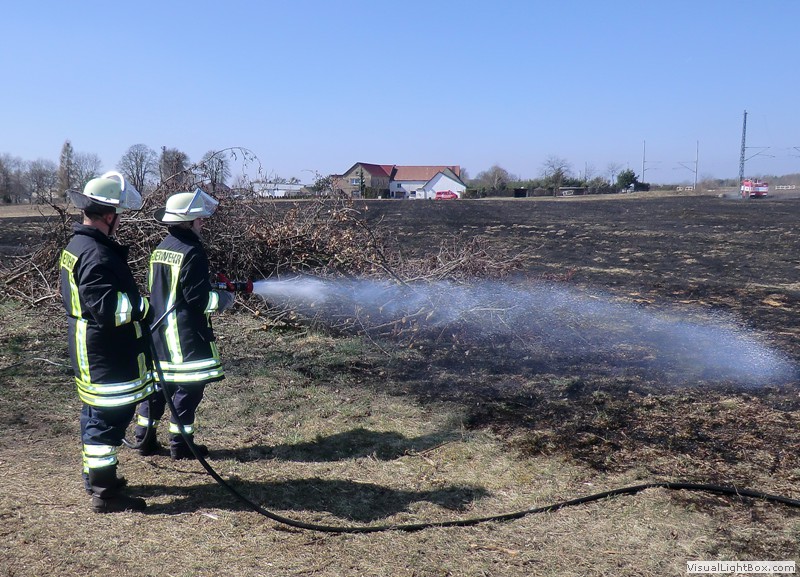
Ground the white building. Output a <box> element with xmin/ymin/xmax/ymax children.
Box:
<box><xmin>255</xmin><ymin>182</ymin><xmax>307</xmax><ymax>198</ymax></box>
<box><xmin>387</xmin><ymin>166</ymin><xmax>466</xmax><ymax>199</ymax></box>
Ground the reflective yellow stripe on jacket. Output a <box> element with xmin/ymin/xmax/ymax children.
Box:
<box><xmin>75</xmin><ymin>318</ymin><xmax>91</xmax><ymax>385</ymax></box>
<box><xmin>157</xmin><ymin>349</ymin><xmax>223</xmax><ymax>383</ymax></box>
<box><xmin>60</xmin><ymin>250</ymin><xmax>81</xmax><ymax>316</ymax></box>
<box><xmin>205</xmin><ymin>291</ymin><xmax>219</xmax><ymax>313</ymax></box>
<box><xmin>75</xmin><ymin>353</ymin><xmax>154</xmax><ymax>407</ymax></box>
<box><xmin>150</xmin><ymin>249</ymin><xmax>184</xmax><ymax>362</ymax></box>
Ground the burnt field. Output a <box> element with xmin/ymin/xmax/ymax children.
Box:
<box><xmin>1</xmin><ymin>193</ymin><xmax>799</xmax><ymax>574</ymax></box>
<box><xmin>360</xmin><ymin>193</ymin><xmax>800</xmax><ymax>339</ymax></box>
<box><xmin>348</xmin><ymin>194</ymin><xmax>800</xmax><ymax>480</ymax></box>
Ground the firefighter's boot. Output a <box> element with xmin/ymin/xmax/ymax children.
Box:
<box><xmin>83</xmin><ymin>472</ymin><xmax>127</xmax><ymax>495</ymax></box>
<box><xmin>88</xmin><ymin>466</ymin><xmax>146</xmax><ymax>513</ymax></box>
<box><xmin>134</xmin><ymin>424</ymin><xmax>162</xmax><ymax>456</ymax></box>
<box><xmin>170</xmin><ymin>435</ymin><xmax>209</xmax><ymax>460</ymax></box>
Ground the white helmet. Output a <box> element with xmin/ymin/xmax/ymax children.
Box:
<box><xmin>68</xmin><ymin>171</ymin><xmax>143</xmax><ymax>213</ymax></box>
<box><xmin>154</xmin><ymin>188</ymin><xmax>219</xmax><ymax>223</ymax></box>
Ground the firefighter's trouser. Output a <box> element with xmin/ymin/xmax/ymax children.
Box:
<box><xmin>136</xmin><ymin>383</ymin><xmax>206</xmax><ymax>448</ymax></box>
<box><xmin>80</xmin><ymin>403</ymin><xmax>137</xmax><ymax>495</ymax></box>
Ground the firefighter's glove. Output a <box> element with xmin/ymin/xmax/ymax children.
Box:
<box><xmin>217</xmin><ymin>289</ymin><xmax>235</xmax><ymax>312</ymax></box>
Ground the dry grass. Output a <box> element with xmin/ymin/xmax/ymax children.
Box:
<box><xmin>1</xmin><ymin>306</ymin><xmax>798</xmax><ymax>577</ymax></box>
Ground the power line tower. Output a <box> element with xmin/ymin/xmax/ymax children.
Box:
<box><xmin>737</xmin><ymin>109</ymin><xmax>772</xmax><ymax>199</ymax></box>
<box><xmin>738</xmin><ymin>110</ymin><xmax>747</xmax><ymax>191</ymax></box>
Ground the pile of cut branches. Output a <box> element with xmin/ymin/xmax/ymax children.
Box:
<box><xmin>1</xmin><ymin>161</ymin><xmax>524</xmax><ymax>341</ymax></box>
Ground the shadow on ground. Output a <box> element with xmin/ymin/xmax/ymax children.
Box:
<box><xmin>212</xmin><ymin>427</ymin><xmax>461</xmax><ymax>463</ymax></box>
<box><xmin>133</xmin><ymin>475</ymin><xmax>488</xmax><ymax>522</ymax></box>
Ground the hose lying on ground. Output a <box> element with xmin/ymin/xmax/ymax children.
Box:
<box><xmin>130</xmin><ymin>307</ymin><xmax>800</xmax><ymax>533</ymax></box>
<box><xmin>153</xmin><ymin>371</ymin><xmax>800</xmax><ymax>532</ymax></box>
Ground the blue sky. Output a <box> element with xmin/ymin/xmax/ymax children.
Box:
<box><xmin>2</xmin><ymin>1</ymin><xmax>798</xmax><ymax>183</ymax></box>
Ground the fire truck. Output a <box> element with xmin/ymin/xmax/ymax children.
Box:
<box><xmin>741</xmin><ymin>179</ymin><xmax>769</xmax><ymax>198</ymax></box>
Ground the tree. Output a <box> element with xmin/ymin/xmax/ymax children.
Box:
<box><xmin>614</xmin><ymin>169</ymin><xmax>650</xmax><ymax>192</ymax></box>
<box><xmin>310</xmin><ymin>173</ymin><xmax>336</xmax><ymax>195</ymax></box>
<box><xmin>27</xmin><ymin>159</ymin><xmax>58</xmax><ymax>204</ymax></box>
<box><xmin>606</xmin><ymin>162</ymin><xmax>623</xmax><ymax>185</ymax></box>
<box><xmin>474</xmin><ymin>165</ymin><xmax>514</xmax><ymax>192</ymax></box>
<box><xmin>586</xmin><ymin>175</ymin><xmax>614</xmax><ymax>194</ymax></box>
<box><xmin>159</xmin><ymin>147</ymin><xmax>190</xmax><ymax>189</ymax></box>
<box><xmin>57</xmin><ymin>140</ymin><xmax>75</xmax><ymax>194</ymax></box>
<box><xmin>581</xmin><ymin>163</ymin><xmax>597</xmax><ymax>184</ymax></box>
<box><xmin>616</xmin><ymin>168</ymin><xmax>638</xmax><ymax>191</ymax></box>
<box><xmin>541</xmin><ymin>156</ymin><xmax>572</xmax><ymax>196</ymax></box>
<box><xmin>0</xmin><ymin>154</ymin><xmax>29</xmax><ymax>204</ymax></box>
<box><xmin>199</xmin><ymin>150</ymin><xmax>231</xmax><ymax>193</ymax></box>
<box><xmin>118</xmin><ymin>144</ymin><xmax>157</xmax><ymax>194</ymax></box>
<box><xmin>73</xmin><ymin>152</ymin><xmax>102</xmax><ymax>189</ymax></box>
<box><xmin>0</xmin><ymin>157</ymin><xmax>10</xmax><ymax>203</ymax></box>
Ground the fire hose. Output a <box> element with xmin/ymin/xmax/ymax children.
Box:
<box><xmin>128</xmin><ymin>291</ymin><xmax>800</xmax><ymax>533</ymax></box>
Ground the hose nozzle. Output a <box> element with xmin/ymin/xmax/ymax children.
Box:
<box><xmin>214</xmin><ymin>272</ymin><xmax>253</xmax><ymax>293</ymax></box>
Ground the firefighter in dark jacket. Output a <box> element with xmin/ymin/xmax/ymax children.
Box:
<box><xmin>59</xmin><ymin>171</ymin><xmax>152</xmax><ymax>513</ymax></box>
<box><xmin>134</xmin><ymin>189</ymin><xmax>234</xmax><ymax>460</ymax></box>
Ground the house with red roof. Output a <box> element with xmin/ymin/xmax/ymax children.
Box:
<box><xmin>340</xmin><ymin>163</ymin><xmax>466</xmax><ymax>199</ymax></box>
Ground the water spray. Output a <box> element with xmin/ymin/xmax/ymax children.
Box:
<box><xmin>251</xmin><ymin>276</ymin><xmax>797</xmax><ymax>386</ymax></box>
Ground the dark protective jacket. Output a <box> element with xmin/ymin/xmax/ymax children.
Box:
<box><xmin>60</xmin><ymin>224</ymin><xmax>154</xmax><ymax>407</ymax></box>
<box><xmin>148</xmin><ymin>226</ymin><xmax>225</xmax><ymax>385</ymax></box>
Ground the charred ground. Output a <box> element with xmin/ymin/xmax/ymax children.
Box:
<box><xmin>352</xmin><ymin>195</ymin><xmax>800</xmax><ymax>483</ymax></box>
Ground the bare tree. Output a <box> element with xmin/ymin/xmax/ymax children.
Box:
<box><xmin>57</xmin><ymin>140</ymin><xmax>75</xmax><ymax>194</ymax></box>
<box><xmin>0</xmin><ymin>154</ymin><xmax>29</xmax><ymax>204</ymax></box>
<box><xmin>474</xmin><ymin>165</ymin><xmax>514</xmax><ymax>192</ymax></box>
<box><xmin>541</xmin><ymin>156</ymin><xmax>572</xmax><ymax>196</ymax></box>
<box><xmin>310</xmin><ymin>173</ymin><xmax>336</xmax><ymax>196</ymax></box>
<box><xmin>606</xmin><ymin>162</ymin><xmax>623</xmax><ymax>185</ymax></box>
<box><xmin>118</xmin><ymin>144</ymin><xmax>157</xmax><ymax>194</ymax></box>
<box><xmin>200</xmin><ymin>150</ymin><xmax>231</xmax><ymax>193</ymax></box>
<box><xmin>582</xmin><ymin>163</ymin><xmax>597</xmax><ymax>183</ymax></box>
<box><xmin>0</xmin><ymin>156</ymin><xmax>10</xmax><ymax>204</ymax></box>
<box><xmin>73</xmin><ymin>152</ymin><xmax>102</xmax><ymax>189</ymax></box>
<box><xmin>27</xmin><ymin>159</ymin><xmax>58</xmax><ymax>204</ymax></box>
<box><xmin>159</xmin><ymin>146</ymin><xmax>191</xmax><ymax>189</ymax></box>
<box><xmin>230</xmin><ymin>174</ymin><xmax>251</xmax><ymax>190</ymax></box>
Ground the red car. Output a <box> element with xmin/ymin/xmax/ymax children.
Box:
<box><xmin>434</xmin><ymin>190</ymin><xmax>459</xmax><ymax>200</ymax></box>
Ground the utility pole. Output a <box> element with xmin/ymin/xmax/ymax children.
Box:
<box><xmin>738</xmin><ymin>110</ymin><xmax>772</xmax><ymax>199</ymax></box>
<box><xmin>641</xmin><ymin>140</ymin><xmax>659</xmax><ymax>187</ymax></box>
<box><xmin>642</xmin><ymin>140</ymin><xmax>646</xmax><ymax>185</ymax></box>
<box><xmin>676</xmin><ymin>141</ymin><xmax>699</xmax><ymax>191</ymax></box>
<box><xmin>739</xmin><ymin>110</ymin><xmax>747</xmax><ymax>197</ymax></box>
